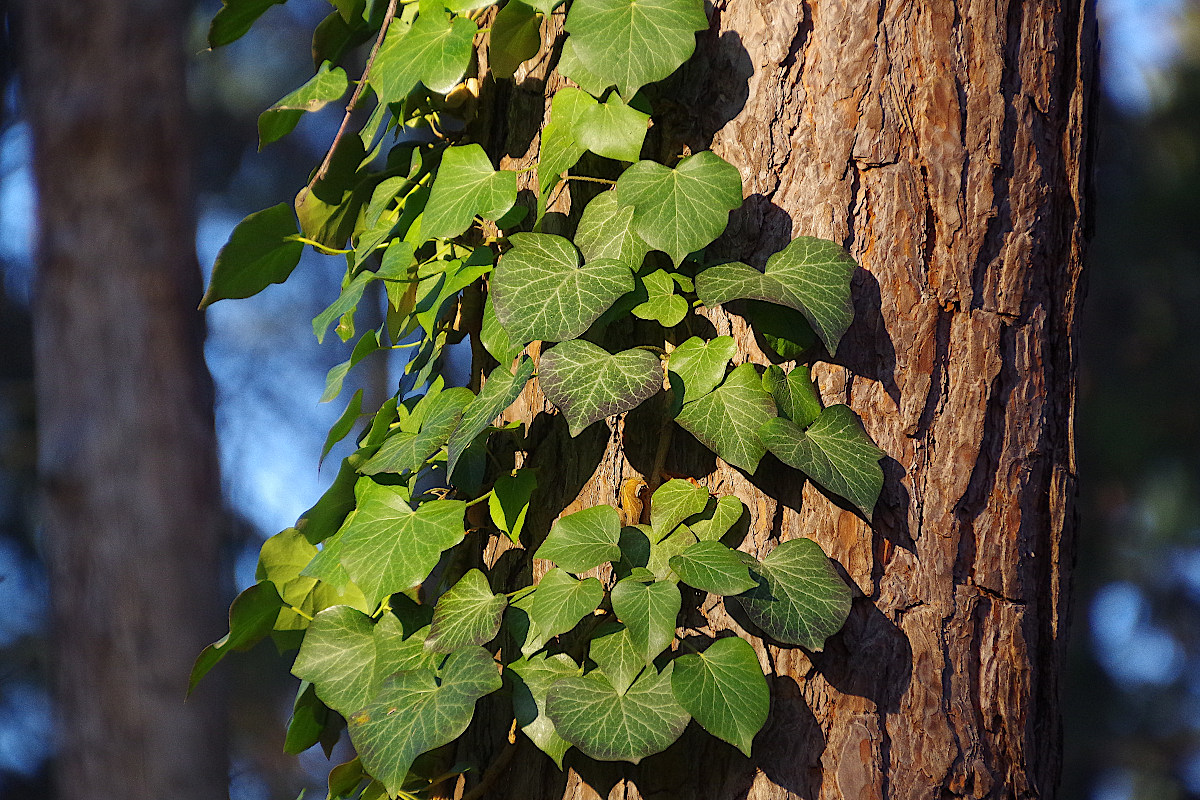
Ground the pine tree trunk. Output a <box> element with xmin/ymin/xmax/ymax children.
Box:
<box><xmin>464</xmin><ymin>0</ymin><xmax>1095</xmax><ymax>797</ymax></box>
<box><xmin>22</xmin><ymin>3</ymin><xmax>229</xmax><ymax>799</ymax></box>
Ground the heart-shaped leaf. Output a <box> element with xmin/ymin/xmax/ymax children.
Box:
<box><xmin>631</xmin><ymin>269</ymin><xmax>688</xmax><ymax>327</ymax></box>
<box><xmin>688</xmin><ymin>495</ymin><xmax>746</xmax><ymax>542</ymax></box>
<box><xmin>370</xmin><ymin>0</ymin><xmax>477</xmax><ymax>103</ymax></box>
<box><xmin>421</xmin><ymin>144</ymin><xmax>518</xmax><ymax>240</ymax></box>
<box><xmin>539</xmin><ymin>340</ymin><xmax>664</xmax><ymax>436</ymax></box>
<box><xmin>201</xmin><ymin>203</ymin><xmax>303</xmax><ymax>308</ymax></box>
<box><xmin>190</xmin><ymin>581</ymin><xmax>284</xmax><ymax>692</ymax></box>
<box><xmin>528</xmin><ymin>568</ymin><xmax>605</xmax><ymax>639</ymax></box>
<box><xmin>360</xmin><ymin>387</ymin><xmax>473</xmax><ymax>476</ymax></box>
<box><xmin>489</xmin><ymin>469</ymin><xmax>539</xmax><ymax>544</ymax></box>
<box><xmin>588</xmin><ymin>624</ymin><xmax>645</xmax><ymax>695</ymax></box>
<box><xmin>676</xmin><ymin>363</ymin><xmax>776</xmax><ymax>473</ymax></box>
<box><xmin>576</xmin><ymin>93</ymin><xmax>650</xmax><ymax>162</ymax></box>
<box><xmin>564</xmin><ymin>0</ymin><xmax>708</xmax><ymax>98</ymax></box>
<box><xmin>537</xmin><ymin>88</ymin><xmax>594</xmax><ymax>194</ymax></box>
<box><xmin>610</xmin><ymin>578</ymin><xmax>680</xmax><ymax>662</ymax></box>
<box><xmin>258</xmin><ymin>62</ymin><xmax>348</xmax><ymax>149</ymax></box>
<box><xmin>534</xmin><ymin>504</ymin><xmax>622</xmax><ymax>572</ymax></box>
<box><xmin>695</xmin><ymin>236</ymin><xmax>857</xmax><ymax>355</ymax></box>
<box><xmin>347</xmin><ymin>647</ymin><xmax>501</xmax><ymax>797</ymax></box>
<box><xmin>489</xmin><ymin>0</ymin><xmax>542</xmax><ymax>79</ymax></box>
<box><xmin>322</xmin><ymin>479</ymin><xmax>466</xmax><ymax>607</ymax></box>
<box><xmin>427</xmin><ymin>569</ymin><xmax>507</xmax><ymax>652</ymax></box>
<box><xmin>546</xmin><ymin>665</ymin><xmax>690</xmax><ymax>763</ymax></box>
<box><xmin>758</xmin><ymin>404</ymin><xmax>884</xmax><ymax>519</ymax></box>
<box><xmin>491</xmin><ymin>233</ymin><xmax>633</xmax><ymax>344</ymax></box>
<box><xmin>666</xmin><ymin>336</ymin><xmax>736</xmax><ymax>406</ymax></box>
<box><xmin>731</xmin><ymin>538</ymin><xmax>852</xmax><ymax>650</ymax></box>
<box><xmin>575</xmin><ymin>191</ymin><xmax>652</xmax><ymax>268</ymax></box>
<box><xmin>646</xmin><ymin>524</ymin><xmax>697</xmax><ymax>580</ymax></box>
<box><xmin>509</xmin><ymin>653</ymin><xmax>580</xmax><ymax>767</ymax></box>
<box><xmin>670</xmin><ymin>636</ymin><xmax>768</xmax><ymax>756</ymax></box>
<box><xmin>649</xmin><ymin>479</ymin><xmax>709</xmax><ymax>542</ymax></box>
<box><xmin>557</xmin><ymin>36</ymin><xmax>610</xmax><ymax>96</ymax></box>
<box><xmin>668</xmin><ymin>540</ymin><xmax>757</xmax><ymax>595</ymax></box>
<box><xmin>446</xmin><ymin>356</ymin><xmax>534</xmax><ymax>478</ymax></box>
<box><xmin>615</xmin><ymin>152</ymin><xmax>743</xmax><ymax>265</ymax></box>
<box><xmin>762</xmin><ymin>364</ymin><xmax>822</xmax><ymax>428</ymax></box>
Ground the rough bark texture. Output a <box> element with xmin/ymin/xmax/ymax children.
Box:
<box><xmin>22</xmin><ymin>3</ymin><xmax>229</xmax><ymax>800</ymax></box>
<box><xmin>459</xmin><ymin>0</ymin><xmax>1095</xmax><ymax>798</ymax></box>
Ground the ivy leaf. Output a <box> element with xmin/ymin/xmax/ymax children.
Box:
<box><xmin>610</xmin><ymin>578</ymin><xmax>680</xmax><ymax>663</ymax></box>
<box><xmin>762</xmin><ymin>364</ymin><xmax>822</xmax><ymax>428</ymax></box>
<box><xmin>668</xmin><ymin>540</ymin><xmax>757</xmax><ymax>595</ymax></box>
<box><xmin>676</xmin><ymin>363</ymin><xmax>776</xmax><ymax>473</ymax></box>
<box><xmin>534</xmin><ymin>504</ymin><xmax>622</xmax><ymax>572</ymax></box>
<box><xmin>427</xmin><ymin>569</ymin><xmax>507</xmax><ymax>652</ymax></box>
<box><xmin>649</xmin><ymin>479</ymin><xmax>709</xmax><ymax>542</ymax></box>
<box><xmin>490</xmin><ymin>0</ymin><xmax>542</xmax><ymax>79</ymax></box>
<box><xmin>322</xmin><ymin>389</ymin><xmax>364</xmax><ymax>465</ymax></box>
<box><xmin>575</xmin><ymin>191</ymin><xmax>652</xmax><ymax>268</ymax></box>
<box><xmin>576</xmin><ymin>94</ymin><xmax>650</xmax><ymax>162</ymax></box>
<box><xmin>360</xmin><ymin>388</ymin><xmax>474</xmax><ymax>476</ymax></box>
<box><xmin>370</xmin><ymin>0</ymin><xmax>477</xmax><ymax>104</ymax></box>
<box><xmin>588</xmin><ymin>624</ymin><xmax>644</xmax><ymax>695</ymax></box>
<box><xmin>509</xmin><ymin>653</ymin><xmax>580</xmax><ymax>767</ymax></box>
<box><xmin>489</xmin><ymin>469</ymin><xmax>538</xmax><ymax>544</ymax></box>
<box><xmin>537</xmin><ymin>88</ymin><xmax>594</xmax><ymax>195</ymax></box>
<box><xmin>258</xmin><ymin>62</ymin><xmax>348</xmax><ymax>149</ymax></box>
<box><xmin>348</xmin><ymin>647</ymin><xmax>501</xmax><ymax>797</ymax></box>
<box><xmin>201</xmin><ymin>203</ymin><xmax>303</xmax><ymax>308</ymax></box>
<box><xmin>546</xmin><ymin>665</ymin><xmax>690</xmax><ymax>763</ymax></box>
<box><xmin>564</xmin><ymin>0</ymin><xmax>708</xmax><ymax>98</ymax></box>
<box><xmin>421</xmin><ymin>145</ymin><xmax>518</xmax><ymax>240</ymax></box>
<box><xmin>320</xmin><ymin>329</ymin><xmax>381</xmax><ymax>403</ymax></box>
<box><xmin>324</xmin><ymin>479</ymin><xmax>466</xmax><ymax>607</ymax></box>
<box><xmin>491</xmin><ymin>233</ymin><xmax>633</xmax><ymax>344</ymax></box>
<box><xmin>741</xmin><ymin>300</ymin><xmax>820</xmax><ymax>361</ymax></box>
<box><xmin>557</xmin><ymin>36</ymin><xmax>610</xmax><ymax>96</ymax></box>
<box><xmin>528</xmin><ymin>568</ymin><xmax>605</xmax><ymax>639</ymax></box>
<box><xmin>631</xmin><ymin>270</ymin><xmax>688</xmax><ymax>327</ymax></box>
<box><xmin>670</xmin><ymin>637</ymin><xmax>768</xmax><ymax>756</ymax></box>
<box><xmin>645</xmin><ymin>525</ymin><xmax>696</xmax><ymax>581</ymax></box>
<box><xmin>190</xmin><ymin>581</ymin><xmax>284</xmax><ymax>693</ymax></box>
<box><xmin>283</xmin><ymin>682</ymin><xmax>333</xmax><ymax>756</ymax></box>
<box><xmin>732</xmin><ymin>538</ymin><xmax>852</xmax><ymax>650</ymax></box>
<box><xmin>539</xmin><ymin>340</ymin><xmax>663</xmax><ymax>437</ymax></box>
<box><xmin>446</xmin><ymin>356</ymin><xmax>534</xmax><ymax>478</ymax></box>
<box><xmin>480</xmin><ymin>293</ymin><xmax>523</xmax><ymax>365</ymax></box>
<box><xmin>758</xmin><ymin>405</ymin><xmax>884</xmax><ymax>519</ymax></box>
<box><xmin>695</xmin><ymin>237</ymin><xmax>857</xmax><ymax>355</ymax></box>
<box><xmin>313</xmin><ymin>270</ymin><xmax>372</xmax><ymax>345</ymax></box>
<box><xmin>208</xmin><ymin>0</ymin><xmax>286</xmax><ymax>47</ymax></box>
<box><xmin>615</xmin><ymin>151</ymin><xmax>742</xmax><ymax>265</ymax></box>
<box><xmin>688</xmin><ymin>495</ymin><xmax>746</xmax><ymax>542</ymax></box>
<box><xmin>666</xmin><ymin>336</ymin><xmax>736</xmax><ymax>406</ymax></box>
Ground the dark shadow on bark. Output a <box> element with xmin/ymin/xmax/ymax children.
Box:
<box><xmin>837</xmin><ymin>269</ymin><xmax>901</xmax><ymax>407</ymax></box>
<box><xmin>754</xmin><ymin>675</ymin><xmax>825</xmax><ymax>799</ymax></box>
<box><xmin>808</xmin><ymin>598</ymin><xmax>912</xmax><ymax>715</ymax></box>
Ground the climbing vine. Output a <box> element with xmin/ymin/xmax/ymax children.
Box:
<box><xmin>193</xmin><ymin>0</ymin><xmax>887</xmax><ymax>797</ymax></box>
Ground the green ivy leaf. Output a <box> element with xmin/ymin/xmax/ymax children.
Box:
<box><xmin>732</xmin><ymin>538</ymin><xmax>852</xmax><ymax>650</ymax></box>
<box><xmin>509</xmin><ymin>653</ymin><xmax>580</xmax><ymax>767</ymax></box>
<box><xmin>557</xmin><ymin>36</ymin><xmax>610</xmax><ymax>96</ymax></box>
<box><xmin>758</xmin><ymin>405</ymin><xmax>884</xmax><ymax>519</ymax></box>
<box><xmin>258</xmin><ymin>62</ymin><xmax>348</xmax><ymax>149</ymax></box>
<box><xmin>688</xmin><ymin>495</ymin><xmax>746</xmax><ymax>542</ymax></box>
<box><xmin>676</xmin><ymin>363</ymin><xmax>776</xmax><ymax>473</ymax></box>
<box><xmin>348</xmin><ymin>647</ymin><xmax>501</xmax><ymax>797</ymax></box>
<box><xmin>490</xmin><ymin>0</ymin><xmax>542</xmax><ymax>79</ymax></box>
<box><xmin>322</xmin><ymin>389</ymin><xmax>364</xmax><ymax>465</ymax></box>
<box><xmin>480</xmin><ymin>293</ymin><xmax>523</xmax><ymax>366</ymax></box>
<box><xmin>666</xmin><ymin>335</ymin><xmax>736</xmax><ymax>406</ymax></box>
<box><xmin>576</xmin><ymin>93</ymin><xmax>650</xmax><ymax>162</ymax></box>
<box><xmin>668</xmin><ymin>540</ymin><xmax>757</xmax><ymax>595</ymax></box>
<box><xmin>446</xmin><ymin>356</ymin><xmax>534</xmax><ymax>478</ymax></box>
<box><xmin>631</xmin><ymin>269</ymin><xmax>688</xmax><ymax>327</ymax></box>
<box><xmin>489</xmin><ymin>469</ymin><xmax>539</xmax><ymax>544</ymax></box>
<box><xmin>546</xmin><ymin>665</ymin><xmax>690</xmax><ymax>762</ymax></box>
<box><xmin>528</xmin><ymin>568</ymin><xmax>605</xmax><ymax>639</ymax></box>
<box><xmin>649</xmin><ymin>479</ymin><xmax>709</xmax><ymax>542</ymax></box>
<box><xmin>537</xmin><ymin>88</ymin><xmax>594</xmax><ymax>194</ymax></box>
<box><xmin>360</xmin><ymin>387</ymin><xmax>473</xmax><ymax>476</ymax></box>
<box><xmin>421</xmin><ymin>145</ymin><xmax>518</xmax><ymax>240</ymax></box>
<box><xmin>534</xmin><ymin>504</ymin><xmax>622</xmax><ymax>572</ymax></box>
<box><xmin>313</xmin><ymin>10</ymin><xmax>372</xmax><ymax>71</ymax></box>
<box><xmin>575</xmin><ymin>191</ymin><xmax>652</xmax><ymax>268</ymax></box>
<box><xmin>615</xmin><ymin>151</ymin><xmax>742</xmax><ymax>265</ymax></box>
<box><xmin>283</xmin><ymin>682</ymin><xmax>333</xmax><ymax>756</ymax></box>
<box><xmin>200</xmin><ymin>203</ymin><xmax>303</xmax><ymax>308</ymax></box>
<box><xmin>670</xmin><ymin>636</ymin><xmax>768</xmax><ymax>756</ymax></box>
<box><xmin>370</xmin><ymin>0</ymin><xmax>478</xmax><ymax>103</ymax></box>
<box><xmin>323</xmin><ymin>479</ymin><xmax>466</xmax><ymax>607</ymax></box>
<box><xmin>695</xmin><ymin>237</ymin><xmax>857</xmax><ymax>355</ymax></box>
<box><xmin>610</xmin><ymin>578</ymin><xmax>680</xmax><ymax>662</ymax></box>
<box><xmin>762</xmin><ymin>364</ymin><xmax>822</xmax><ymax>428</ymax></box>
<box><xmin>588</xmin><ymin>624</ymin><xmax>644</xmax><ymax>695</ymax></box>
<box><xmin>313</xmin><ymin>271</ymin><xmax>373</xmax><ymax>345</ymax></box>
<box><xmin>190</xmin><ymin>581</ymin><xmax>284</xmax><ymax>693</ymax></box>
<box><xmin>741</xmin><ymin>300</ymin><xmax>820</xmax><ymax>361</ymax></box>
<box><xmin>491</xmin><ymin>233</ymin><xmax>632</xmax><ymax>344</ymax></box>
<box><xmin>427</xmin><ymin>569</ymin><xmax>507</xmax><ymax>652</ymax></box>
<box><xmin>646</xmin><ymin>524</ymin><xmax>696</xmax><ymax>580</ymax></box>
<box><xmin>208</xmin><ymin>0</ymin><xmax>286</xmax><ymax>47</ymax></box>
<box><xmin>539</xmin><ymin>340</ymin><xmax>663</xmax><ymax>437</ymax></box>
<box><xmin>564</xmin><ymin>0</ymin><xmax>708</xmax><ymax>98</ymax></box>
<box><xmin>320</xmin><ymin>329</ymin><xmax>382</xmax><ymax>403</ymax></box>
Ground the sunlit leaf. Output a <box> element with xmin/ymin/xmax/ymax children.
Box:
<box><xmin>201</xmin><ymin>203</ymin><xmax>303</xmax><ymax>308</ymax></box>
<box><xmin>539</xmin><ymin>340</ymin><xmax>663</xmax><ymax>437</ymax></box>
<box><xmin>671</xmin><ymin>636</ymin><xmax>767</xmax><ymax>756</ymax></box>
<box><xmin>510</xmin><ymin>653</ymin><xmax>580</xmax><ymax>767</ymax></box>
<box><xmin>668</xmin><ymin>540</ymin><xmax>756</xmax><ymax>595</ymax></box>
<box><xmin>258</xmin><ymin>62</ymin><xmax>348</xmax><ymax>149</ymax></box>
<box><xmin>370</xmin><ymin>0</ymin><xmax>477</xmax><ymax>103</ymax></box>
<box><xmin>534</xmin><ymin>504</ymin><xmax>622</xmax><ymax>572</ymax></box>
<box><xmin>528</xmin><ymin>568</ymin><xmax>604</xmax><ymax>639</ymax></box>
<box><xmin>676</xmin><ymin>363</ymin><xmax>776</xmax><ymax>473</ymax></box>
<box><xmin>427</xmin><ymin>569</ymin><xmax>507</xmax><ymax>652</ymax></box>
<box><xmin>666</xmin><ymin>336</ymin><xmax>735</xmax><ymax>406</ymax></box>
<box><xmin>421</xmin><ymin>144</ymin><xmax>517</xmax><ymax>240</ymax></box>
<box><xmin>610</xmin><ymin>578</ymin><xmax>680</xmax><ymax>662</ymax></box>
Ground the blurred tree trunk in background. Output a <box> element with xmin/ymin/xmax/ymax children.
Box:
<box><xmin>465</xmin><ymin>1</ymin><xmax>1096</xmax><ymax>797</ymax></box>
<box><xmin>20</xmin><ymin>2</ymin><xmax>229</xmax><ymax>799</ymax></box>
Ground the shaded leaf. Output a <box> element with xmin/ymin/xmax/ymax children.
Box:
<box><xmin>322</xmin><ymin>389</ymin><xmax>364</xmax><ymax>464</ymax></box>
<box><xmin>631</xmin><ymin>269</ymin><xmax>688</xmax><ymax>327</ymax></box>
<box><xmin>509</xmin><ymin>653</ymin><xmax>580</xmax><ymax>767</ymax></box>
<box><xmin>320</xmin><ymin>329</ymin><xmax>382</xmax><ymax>403</ymax></box>
<box><xmin>201</xmin><ymin>203</ymin><xmax>303</xmax><ymax>308</ymax></box>
<box><xmin>534</xmin><ymin>504</ymin><xmax>622</xmax><ymax>572</ymax></box>
<box><xmin>190</xmin><ymin>582</ymin><xmax>284</xmax><ymax>692</ymax></box>
<box><xmin>666</xmin><ymin>335</ymin><xmax>735</xmax><ymax>406</ymax></box>
<box><xmin>489</xmin><ymin>469</ymin><xmax>538</xmax><ymax>544</ymax></box>
<box><xmin>427</xmin><ymin>569</ymin><xmax>507</xmax><ymax>652</ymax></box>
<box><xmin>528</xmin><ymin>568</ymin><xmax>604</xmax><ymax>639</ymax></box>
<box><xmin>360</xmin><ymin>387</ymin><xmax>473</xmax><ymax>476</ymax></box>
<box><xmin>490</xmin><ymin>0</ymin><xmax>542</xmax><ymax>79</ymax></box>
<box><xmin>676</xmin><ymin>363</ymin><xmax>776</xmax><ymax>473</ymax></box>
<box><xmin>259</xmin><ymin>62</ymin><xmax>348</xmax><ymax>149</ymax></box>
<box><xmin>688</xmin><ymin>495</ymin><xmax>746</xmax><ymax>542</ymax></box>
<box><xmin>610</xmin><ymin>578</ymin><xmax>680</xmax><ymax>662</ymax></box>
<box><xmin>671</xmin><ymin>636</ymin><xmax>767</xmax><ymax>756</ymax></box>
<box><xmin>537</xmin><ymin>88</ymin><xmax>594</xmax><ymax>194</ymax></box>
<box><xmin>446</xmin><ymin>356</ymin><xmax>534</xmax><ymax>477</ymax></box>
<box><xmin>539</xmin><ymin>340</ymin><xmax>663</xmax><ymax>437</ymax></box>
<box><xmin>209</xmin><ymin>0</ymin><xmax>286</xmax><ymax>47</ymax></box>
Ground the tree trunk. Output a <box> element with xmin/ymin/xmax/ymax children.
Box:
<box><xmin>462</xmin><ymin>0</ymin><xmax>1095</xmax><ymax>798</ymax></box>
<box><xmin>22</xmin><ymin>3</ymin><xmax>229</xmax><ymax>799</ymax></box>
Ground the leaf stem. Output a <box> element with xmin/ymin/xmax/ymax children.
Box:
<box><xmin>287</xmin><ymin>235</ymin><xmax>352</xmax><ymax>255</ymax></box>
<box><xmin>287</xmin><ymin>605</ymin><xmax>314</xmax><ymax>622</ymax></box>
<box><xmin>564</xmin><ymin>175</ymin><xmax>617</xmax><ymax>185</ymax></box>
<box><xmin>464</xmin><ymin>489</ymin><xmax>495</xmax><ymax>508</ymax></box>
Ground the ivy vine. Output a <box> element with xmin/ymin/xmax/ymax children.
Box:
<box><xmin>193</xmin><ymin>0</ymin><xmax>887</xmax><ymax>797</ymax></box>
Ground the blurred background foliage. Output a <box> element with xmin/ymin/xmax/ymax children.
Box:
<box><xmin>1</xmin><ymin>0</ymin><xmax>1199</xmax><ymax>798</ymax></box>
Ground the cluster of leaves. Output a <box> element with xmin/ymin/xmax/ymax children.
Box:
<box><xmin>195</xmin><ymin>0</ymin><xmax>887</xmax><ymax>798</ymax></box>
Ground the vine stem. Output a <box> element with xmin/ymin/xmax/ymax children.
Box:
<box><xmin>307</xmin><ymin>0</ymin><xmax>401</xmax><ymax>190</ymax></box>
<box><xmin>460</xmin><ymin>720</ymin><xmax>519</xmax><ymax>800</ymax></box>
<box><xmin>564</xmin><ymin>175</ymin><xmax>617</xmax><ymax>185</ymax></box>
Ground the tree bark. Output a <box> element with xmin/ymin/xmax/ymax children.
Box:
<box><xmin>22</xmin><ymin>3</ymin><xmax>229</xmax><ymax>800</ymax></box>
<box><xmin>469</xmin><ymin>0</ymin><xmax>1096</xmax><ymax>797</ymax></box>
